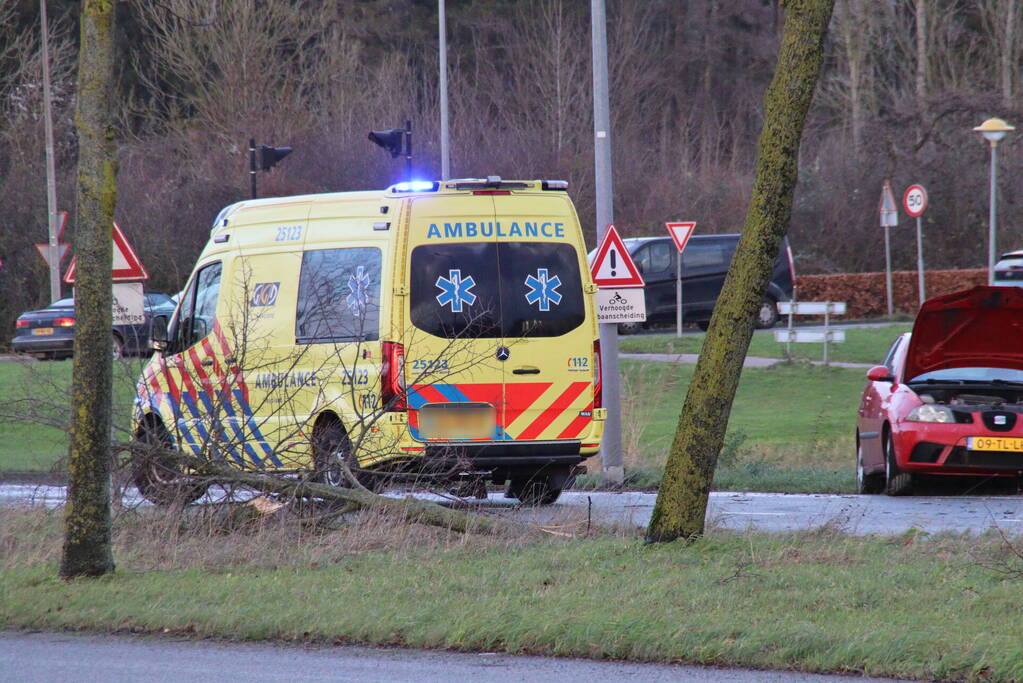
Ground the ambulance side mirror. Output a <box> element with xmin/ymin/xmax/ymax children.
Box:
<box><xmin>150</xmin><ymin>315</ymin><xmax>169</xmax><ymax>352</ymax></box>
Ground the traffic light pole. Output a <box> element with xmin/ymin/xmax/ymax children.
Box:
<box><xmin>249</xmin><ymin>138</ymin><xmax>257</xmax><ymax>199</ymax></box>
<box><xmin>404</xmin><ymin>120</ymin><xmax>413</xmax><ymax>183</ymax></box>
<box><xmin>591</xmin><ymin>0</ymin><xmax>623</xmax><ymax>484</ymax></box>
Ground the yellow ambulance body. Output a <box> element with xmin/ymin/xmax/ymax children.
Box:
<box><xmin>133</xmin><ymin>178</ymin><xmax>604</xmax><ymax>504</ymax></box>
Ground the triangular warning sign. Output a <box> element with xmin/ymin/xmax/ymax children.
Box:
<box><xmin>63</xmin><ymin>221</ymin><xmax>149</xmax><ymax>284</ymax></box>
<box><xmin>590</xmin><ymin>224</ymin><xmax>644</xmax><ymax>288</ymax></box>
<box><xmin>879</xmin><ymin>180</ymin><xmax>898</xmax><ymax>228</ymax></box>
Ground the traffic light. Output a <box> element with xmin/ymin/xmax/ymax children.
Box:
<box><xmin>368</xmin><ymin>129</ymin><xmax>405</xmax><ymax>158</ymax></box>
<box><xmin>257</xmin><ymin>145</ymin><xmax>292</xmax><ymax>171</ymax></box>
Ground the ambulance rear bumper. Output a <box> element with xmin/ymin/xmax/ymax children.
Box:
<box><xmin>423</xmin><ymin>440</ymin><xmax>585</xmax><ymax>469</ymax></box>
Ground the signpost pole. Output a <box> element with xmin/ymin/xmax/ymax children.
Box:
<box><xmin>675</xmin><ymin>256</ymin><xmax>683</xmax><ymax>338</ymax></box>
<box><xmin>916</xmin><ymin>215</ymin><xmax>925</xmax><ymax>306</ymax></box>
<box><xmin>884</xmin><ymin>227</ymin><xmax>893</xmax><ymax>317</ymax></box>
<box><xmin>591</xmin><ymin>0</ymin><xmax>622</xmax><ymax>484</ymax></box>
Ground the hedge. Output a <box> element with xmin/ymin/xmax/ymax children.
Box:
<box><xmin>794</xmin><ymin>269</ymin><xmax>988</xmax><ymax>318</ymax></box>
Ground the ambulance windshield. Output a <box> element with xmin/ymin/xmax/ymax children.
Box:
<box><xmin>410</xmin><ymin>243</ymin><xmax>584</xmax><ymax>338</ymax></box>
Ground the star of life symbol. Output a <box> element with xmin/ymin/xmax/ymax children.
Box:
<box><xmin>435</xmin><ymin>269</ymin><xmax>477</xmax><ymax>312</ymax></box>
<box><xmin>524</xmin><ymin>268</ymin><xmax>562</xmax><ymax>312</ymax></box>
<box><xmin>346</xmin><ymin>266</ymin><xmax>371</xmax><ymax>316</ymax></box>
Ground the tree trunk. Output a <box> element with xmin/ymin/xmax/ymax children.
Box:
<box><xmin>915</xmin><ymin>0</ymin><xmax>927</xmax><ymax>104</ymax></box>
<box><xmin>60</xmin><ymin>0</ymin><xmax>118</xmax><ymax>578</ymax></box>
<box><xmin>1002</xmin><ymin>0</ymin><xmax>1018</xmax><ymax>107</ymax></box>
<box><xmin>645</xmin><ymin>0</ymin><xmax>834</xmax><ymax>544</ymax></box>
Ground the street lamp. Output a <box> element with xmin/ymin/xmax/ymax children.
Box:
<box><xmin>973</xmin><ymin>117</ymin><xmax>1015</xmax><ymax>285</ymax></box>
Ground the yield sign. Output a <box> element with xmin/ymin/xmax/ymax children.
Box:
<box><xmin>35</xmin><ymin>211</ymin><xmax>70</xmax><ymax>268</ymax></box>
<box><xmin>63</xmin><ymin>221</ymin><xmax>149</xmax><ymax>284</ymax></box>
<box><xmin>665</xmin><ymin>221</ymin><xmax>696</xmax><ymax>252</ymax></box>
<box><xmin>590</xmin><ymin>224</ymin><xmax>644</xmax><ymax>288</ymax></box>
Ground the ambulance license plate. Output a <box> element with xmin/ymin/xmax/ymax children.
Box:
<box><xmin>967</xmin><ymin>436</ymin><xmax>1023</xmax><ymax>452</ymax></box>
<box><xmin>32</xmin><ymin>327</ymin><xmax>54</xmax><ymax>336</ymax></box>
<box><xmin>419</xmin><ymin>404</ymin><xmax>495</xmax><ymax>440</ymax></box>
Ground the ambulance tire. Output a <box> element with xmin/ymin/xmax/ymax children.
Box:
<box><xmin>508</xmin><ymin>477</ymin><xmax>562</xmax><ymax>506</ymax></box>
<box><xmin>132</xmin><ymin>420</ymin><xmax>207</xmax><ymax>506</ymax></box>
<box><xmin>314</xmin><ymin>422</ymin><xmax>380</xmax><ymax>492</ymax></box>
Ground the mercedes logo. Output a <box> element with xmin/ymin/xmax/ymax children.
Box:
<box><xmin>495</xmin><ymin>346</ymin><xmax>510</xmax><ymax>361</ymax></box>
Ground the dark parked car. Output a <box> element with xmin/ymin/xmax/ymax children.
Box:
<box><xmin>12</xmin><ymin>292</ymin><xmax>177</xmax><ymax>360</ymax></box>
<box><xmin>609</xmin><ymin>234</ymin><xmax>795</xmax><ymax>333</ymax></box>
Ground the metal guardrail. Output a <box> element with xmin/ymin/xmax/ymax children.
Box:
<box><xmin>774</xmin><ymin>301</ymin><xmax>847</xmax><ymax>365</ymax></box>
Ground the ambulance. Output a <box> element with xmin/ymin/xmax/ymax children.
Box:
<box><xmin>132</xmin><ymin>177</ymin><xmax>605</xmax><ymax>505</ymax></box>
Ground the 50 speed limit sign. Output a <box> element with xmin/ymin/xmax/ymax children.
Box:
<box><xmin>903</xmin><ymin>184</ymin><xmax>928</xmax><ymax>217</ymax></box>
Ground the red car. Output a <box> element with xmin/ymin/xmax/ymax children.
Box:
<box><xmin>857</xmin><ymin>286</ymin><xmax>1023</xmax><ymax>495</ymax></box>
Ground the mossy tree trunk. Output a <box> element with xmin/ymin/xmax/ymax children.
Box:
<box><xmin>60</xmin><ymin>0</ymin><xmax>118</xmax><ymax>578</ymax></box>
<box><xmin>645</xmin><ymin>0</ymin><xmax>834</xmax><ymax>544</ymax></box>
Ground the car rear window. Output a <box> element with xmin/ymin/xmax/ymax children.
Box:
<box><xmin>410</xmin><ymin>242</ymin><xmax>584</xmax><ymax>339</ymax></box>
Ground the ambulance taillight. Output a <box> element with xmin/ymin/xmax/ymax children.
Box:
<box><xmin>593</xmin><ymin>340</ymin><xmax>602</xmax><ymax>409</ymax></box>
<box><xmin>381</xmin><ymin>341</ymin><xmax>407</xmax><ymax>411</ymax></box>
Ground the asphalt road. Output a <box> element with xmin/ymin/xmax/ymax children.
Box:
<box><xmin>6</xmin><ymin>482</ymin><xmax>1023</xmax><ymax>536</ymax></box>
<box><xmin>0</xmin><ymin>631</ymin><xmax>907</xmax><ymax>683</ymax></box>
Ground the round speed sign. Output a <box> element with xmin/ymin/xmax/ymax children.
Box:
<box><xmin>903</xmin><ymin>184</ymin><xmax>928</xmax><ymax>217</ymax></box>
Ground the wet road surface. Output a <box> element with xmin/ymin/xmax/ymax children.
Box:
<box><xmin>5</xmin><ymin>481</ymin><xmax>1023</xmax><ymax>536</ymax></box>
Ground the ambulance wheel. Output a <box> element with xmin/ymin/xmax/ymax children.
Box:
<box><xmin>697</xmin><ymin>321</ymin><xmax>710</xmax><ymax>331</ymax></box>
<box><xmin>508</xmin><ymin>477</ymin><xmax>562</xmax><ymax>506</ymax></box>
<box><xmin>132</xmin><ymin>420</ymin><xmax>206</xmax><ymax>505</ymax></box>
<box><xmin>313</xmin><ymin>422</ymin><xmax>379</xmax><ymax>491</ymax></box>
<box><xmin>112</xmin><ymin>333</ymin><xmax>124</xmax><ymax>360</ymax></box>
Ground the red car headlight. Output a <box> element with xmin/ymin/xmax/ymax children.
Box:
<box><xmin>905</xmin><ymin>405</ymin><xmax>957</xmax><ymax>423</ymax></box>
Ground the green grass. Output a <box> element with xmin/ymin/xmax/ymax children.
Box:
<box><xmin>4</xmin><ymin>508</ymin><xmax>1023</xmax><ymax>681</ymax></box>
<box><xmin>0</xmin><ymin>358</ymin><xmax>143</xmax><ymax>472</ymax></box>
<box><xmin>616</xmin><ymin>359</ymin><xmax>863</xmax><ymax>492</ymax></box>
<box><xmin>619</xmin><ymin>323</ymin><xmax>912</xmax><ymax>364</ymax></box>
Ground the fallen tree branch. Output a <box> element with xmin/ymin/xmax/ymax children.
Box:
<box><xmin>119</xmin><ymin>440</ymin><xmax>542</xmax><ymax>537</ymax></box>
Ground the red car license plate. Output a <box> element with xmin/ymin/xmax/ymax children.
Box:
<box><xmin>967</xmin><ymin>436</ymin><xmax>1023</xmax><ymax>452</ymax></box>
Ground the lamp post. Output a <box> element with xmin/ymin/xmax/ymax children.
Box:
<box><xmin>973</xmin><ymin>117</ymin><xmax>1015</xmax><ymax>285</ymax></box>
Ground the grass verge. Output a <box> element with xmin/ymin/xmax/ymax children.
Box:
<box><xmin>619</xmin><ymin>323</ymin><xmax>911</xmax><ymax>364</ymax></box>
<box><xmin>0</xmin><ymin>358</ymin><xmax>143</xmax><ymax>472</ymax></box>
<box><xmin>614</xmin><ymin>359</ymin><xmax>863</xmax><ymax>493</ymax></box>
<box><xmin>3</xmin><ymin>507</ymin><xmax>1023</xmax><ymax>681</ymax></box>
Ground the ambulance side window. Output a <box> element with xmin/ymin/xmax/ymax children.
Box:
<box><xmin>295</xmin><ymin>247</ymin><xmax>382</xmax><ymax>342</ymax></box>
<box><xmin>173</xmin><ymin>262</ymin><xmax>222</xmax><ymax>352</ymax></box>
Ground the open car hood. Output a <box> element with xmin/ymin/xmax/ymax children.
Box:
<box><xmin>904</xmin><ymin>286</ymin><xmax>1023</xmax><ymax>382</ymax></box>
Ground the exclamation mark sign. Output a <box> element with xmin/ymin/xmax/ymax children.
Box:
<box><xmin>610</xmin><ymin>249</ymin><xmax>617</xmax><ymax>277</ymax></box>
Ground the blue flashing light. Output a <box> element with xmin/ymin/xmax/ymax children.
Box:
<box><xmin>392</xmin><ymin>180</ymin><xmax>438</xmax><ymax>193</ymax></box>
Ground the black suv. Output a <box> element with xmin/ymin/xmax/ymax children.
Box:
<box><xmin>619</xmin><ymin>234</ymin><xmax>795</xmax><ymax>333</ymax></box>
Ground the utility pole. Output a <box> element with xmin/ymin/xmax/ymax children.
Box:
<box><xmin>591</xmin><ymin>0</ymin><xmax>623</xmax><ymax>484</ymax></box>
<box><xmin>41</xmin><ymin>0</ymin><xmax>61</xmax><ymax>303</ymax></box>
<box><xmin>438</xmin><ymin>0</ymin><xmax>450</xmax><ymax>180</ymax></box>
